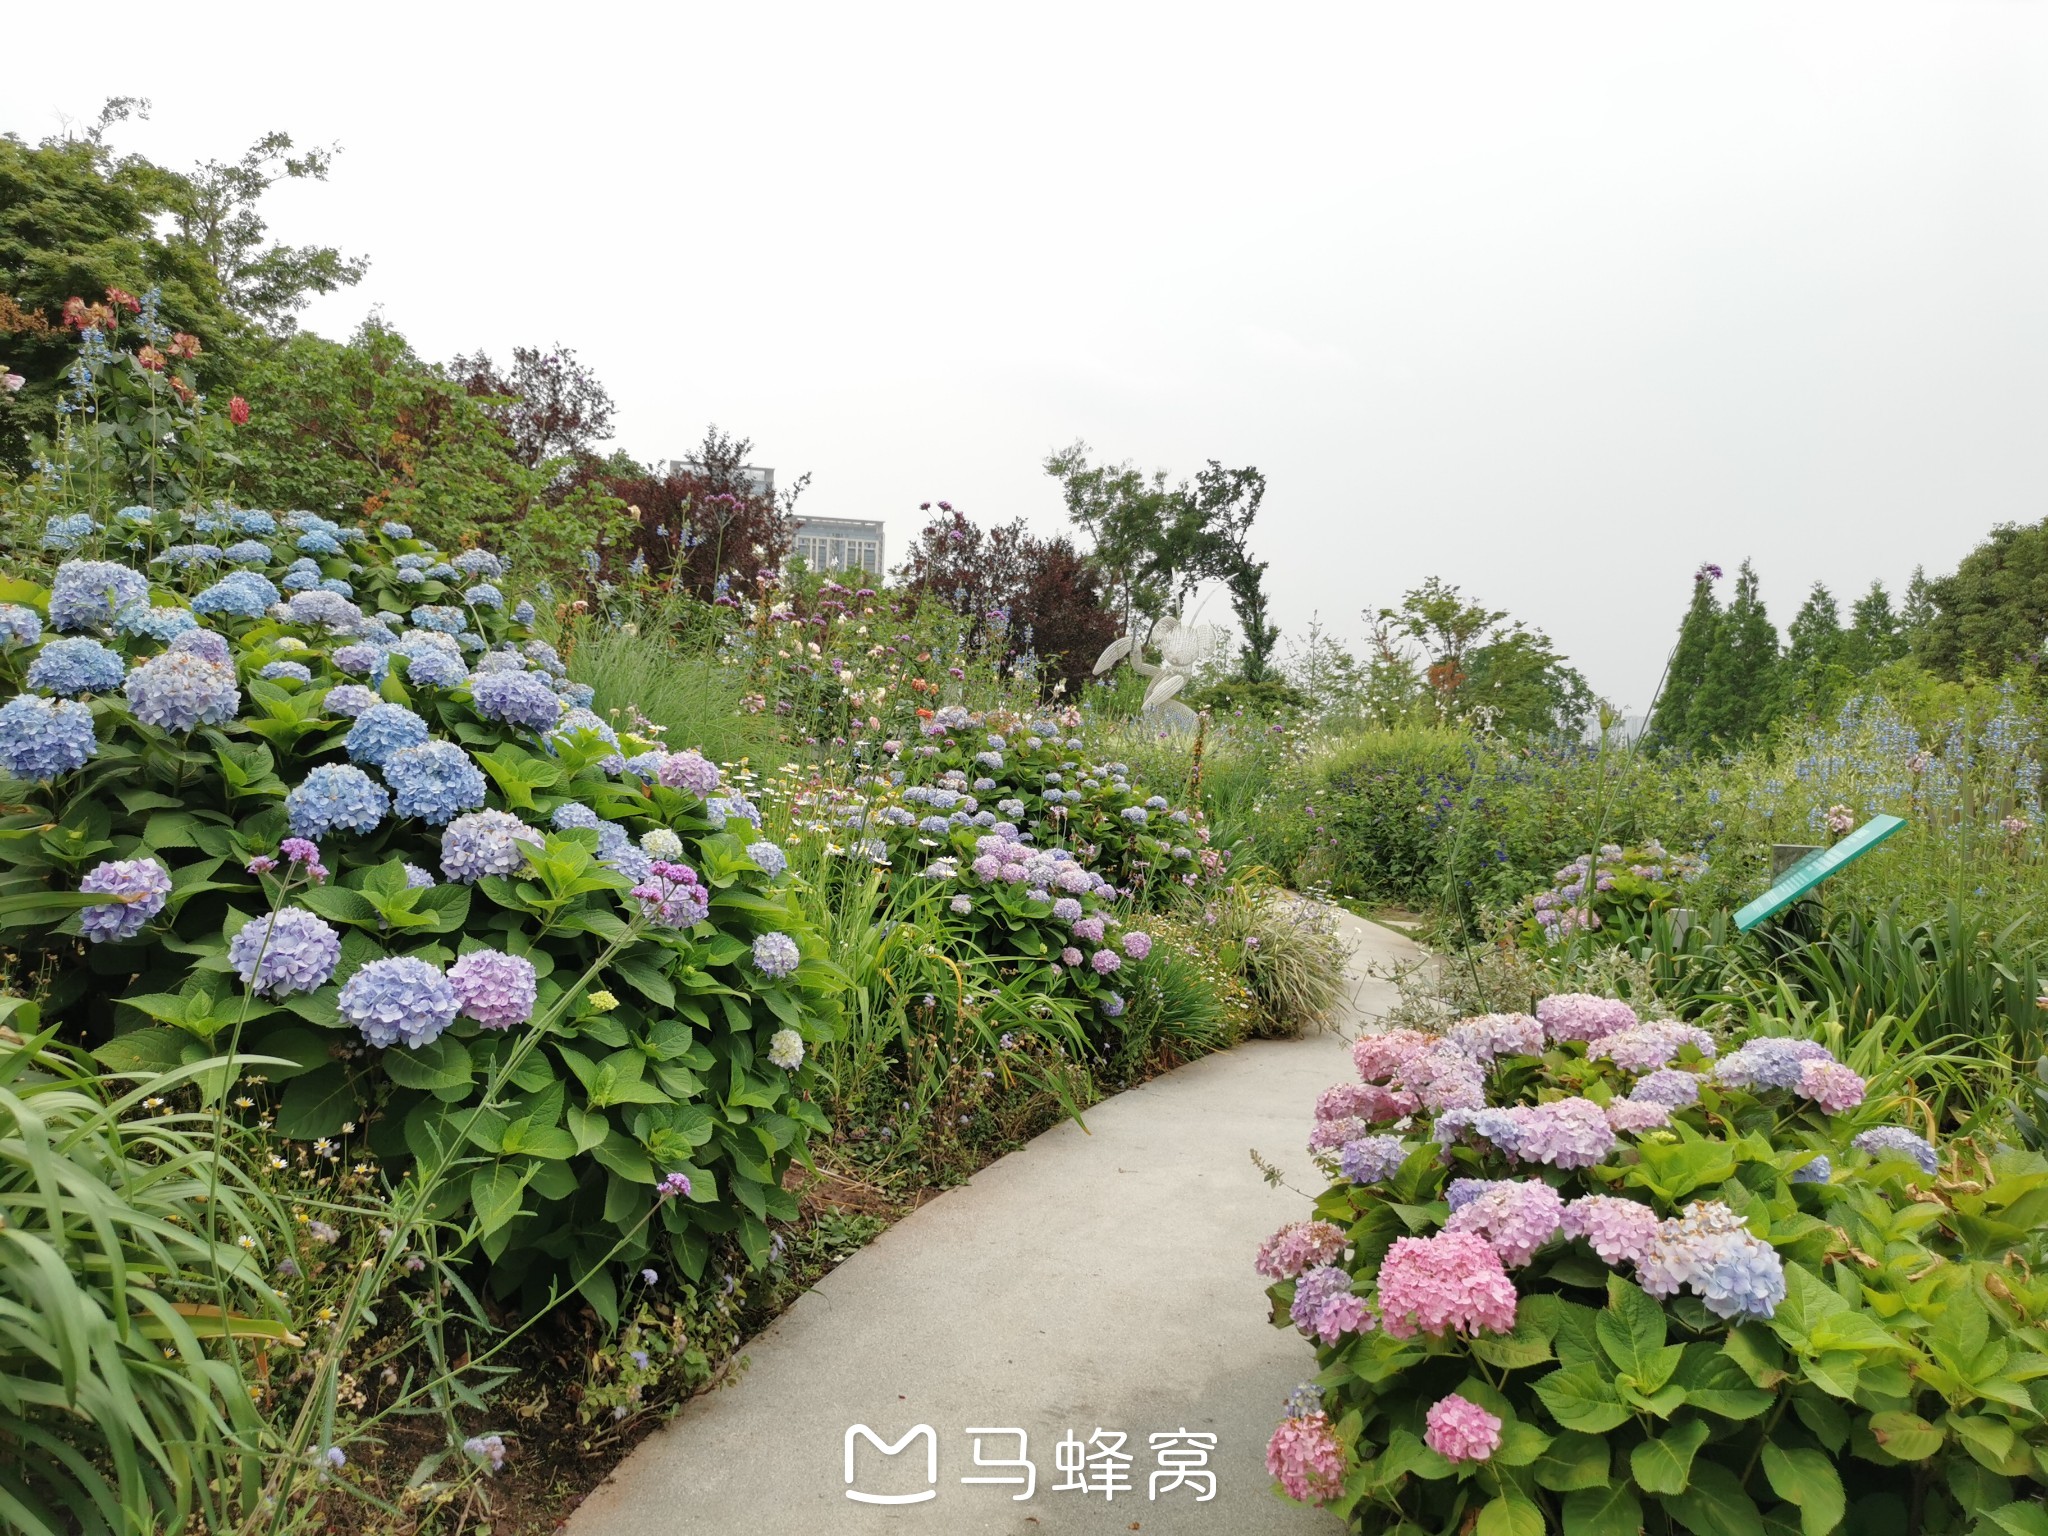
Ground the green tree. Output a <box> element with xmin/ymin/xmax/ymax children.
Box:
<box><xmin>1644</xmin><ymin>564</ymin><xmax>1722</xmax><ymax>753</ymax></box>
<box><xmin>1376</xmin><ymin>577</ymin><xmax>1592</xmax><ymax>736</ymax></box>
<box><xmin>1841</xmin><ymin>579</ymin><xmax>1907</xmax><ymax>675</ymax></box>
<box><xmin>1779</xmin><ymin>580</ymin><xmax>1846</xmax><ymax>717</ymax></box>
<box><xmin>1690</xmin><ymin>558</ymin><xmax>1781</xmax><ymax>747</ymax></box>
<box><xmin>1909</xmin><ymin>521</ymin><xmax>2048</xmax><ymax>679</ymax></box>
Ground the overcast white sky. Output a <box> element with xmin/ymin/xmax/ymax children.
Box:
<box><xmin>14</xmin><ymin>1</ymin><xmax>2048</xmax><ymax>712</ymax></box>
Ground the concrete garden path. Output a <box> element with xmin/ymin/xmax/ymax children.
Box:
<box><xmin>570</xmin><ymin>908</ymin><xmax>1415</xmax><ymax>1536</ymax></box>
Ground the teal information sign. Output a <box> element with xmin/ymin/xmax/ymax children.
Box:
<box><xmin>1732</xmin><ymin>814</ymin><xmax>1907</xmax><ymax>932</ymax></box>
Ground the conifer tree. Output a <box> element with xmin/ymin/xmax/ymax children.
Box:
<box><xmin>1691</xmin><ymin>559</ymin><xmax>1781</xmax><ymax>748</ymax></box>
<box><xmin>1780</xmin><ymin>581</ymin><xmax>1845</xmax><ymax>717</ymax></box>
<box><xmin>1841</xmin><ymin>580</ymin><xmax>1906</xmax><ymax>675</ymax></box>
<box><xmin>1644</xmin><ymin>563</ymin><xmax>1722</xmax><ymax>753</ymax></box>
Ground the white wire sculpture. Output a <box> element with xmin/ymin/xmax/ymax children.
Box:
<box><xmin>1092</xmin><ymin>613</ymin><xmax>1226</xmax><ymax>733</ymax></box>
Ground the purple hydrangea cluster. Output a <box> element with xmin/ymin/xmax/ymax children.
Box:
<box><xmin>1852</xmin><ymin>1126</ymin><xmax>1939</xmax><ymax>1175</ymax></box>
<box><xmin>333</xmin><ymin>643</ymin><xmax>390</xmax><ymax>680</ymax></box>
<box><xmin>1121</xmin><ymin>930</ymin><xmax>1152</xmax><ymax>960</ymax></box>
<box><xmin>1638</xmin><ymin>1200</ymin><xmax>1786</xmax><ymax>1320</ymax></box>
<box><xmin>49</xmin><ymin>560</ymin><xmax>150</xmax><ymax>632</ymax></box>
<box><xmin>632</xmin><ymin>860</ymin><xmax>711</xmax><ymax>929</ymax></box>
<box><xmin>282</xmin><ymin>590</ymin><xmax>363</xmax><ymax>630</ymax></box>
<box><xmin>448</xmin><ymin>949</ymin><xmax>539</xmax><ymax>1028</ymax></box>
<box><xmin>384</xmin><ymin>741</ymin><xmax>487</xmax><ymax>824</ymax></box>
<box><xmin>339</xmin><ymin>956</ymin><xmax>460</xmax><ymax>1048</ymax></box>
<box><xmin>752</xmin><ymin>931</ymin><xmax>801</xmax><ymax>978</ymax></box>
<box><xmin>1534</xmin><ymin>993</ymin><xmax>1638</xmax><ymax>1044</ymax></box>
<box><xmin>1591</xmin><ymin>1020</ymin><xmax>1716</xmax><ymax>1073</ymax></box>
<box><xmin>469</xmin><ymin>669</ymin><xmax>564</xmax><ymax>730</ymax></box>
<box><xmin>1442</xmin><ymin>1013</ymin><xmax>1545</xmax><ymax>1065</ymax></box>
<box><xmin>27</xmin><ymin>637</ymin><xmax>126</xmax><ymax>696</ymax></box>
<box><xmin>1443</xmin><ymin>1178</ymin><xmax>1565</xmax><ymax>1265</ymax></box>
<box><xmin>0</xmin><ymin>694</ymin><xmax>99</xmax><ymax>779</ymax></box>
<box><xmin>1714</xmin><ymin>1036</ymin><xmax>1837</xmax><ymax>1092</ymax></box>
<box><xmin>124</xmin><ymin>650</ymin><xmax>239</xmax><ymax>731</ymax></box>
<box><xmin>170</xmin><ymin>629</ymin><xmax>231</xmax><ymax>667</ymax></box>
<box><xmin>1630</xmin><ymin>1069</ymin><xmax>1701</xmax><ymax>1108</ymax></box>
<box><xmin>323</xmin><ymin>684</ymin><xmax>381</xmax><ymax>718</ymax></box>
<box><xmin>286</xmin><ymin>765</ymin><xmax>390</xmax><ymax>840</ymax></box>
<box><xmin>228</xmin><ymin>908</ymin><xmax>343</xmax><ymax>997</ymax></box>
<box><xmin>657</xmin><ymin>749</ymin><xmax>722</xmax><ymax>796</ymax></box>
<box><xmin>440</xmin><ymin>810</ymin><xmax>543</xmax><ymax>883</ymax></box>
<box><xmin>1090</xmin><ymin>948</ymin><xmax>1121</xmax><ymax>975</ymax></box>
<box><xmin>1337</xmin><ymin>1134</ymin><xmax>1408</xmax><ymax>1184</ymax></box>
<box><xmin>1560</xmin><ymin>1194</ymin><xmax>1661</xmax><ymax>1267</ymax></box>
<box><xmin>77</xmin><ymin>858</ymin><xmax>172</xmax><ymax>942</ymax></box>
<box><xmin>1437</xmin><ymin>1097</ymin><xmax>1616</xmax><ymax>1169</ymax></box>
<box><xmin>1289</xmin><ymin>1265</ymin><xmax>1375</xmax><ymax>1344</ymax></box>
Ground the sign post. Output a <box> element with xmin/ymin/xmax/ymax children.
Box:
<box><xmin>1732</xmin><ymin>814</ymin><xmax>1907</xmax><ymax>933</ymax></box>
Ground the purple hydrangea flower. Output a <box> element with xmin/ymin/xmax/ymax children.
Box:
<box><xmin>469</xmin><ymin>669</ymin><xmax>564</xmax><ymax>730</ymax></box>
<box><xmin>339</xmin><ymin>956</ymin><xmax>460</xmax><ymax>1048</ymax></box>
<box><xmin>228</xmin><ymin>908</ymin><xmax>343</xmax><ymax>997</ymax></box>
<box><xmin>1715</xmin><ymin>1037</ymin><xmax>1836</xmax><ymax>1092</ymax></box>
<box><xmin>322</xmin><ymin>684</ymin><xmax>381</xmax><ymax>718</ymax></box>
<box><xmin>632</xmin><ymin>860</ymin><xmax>710</xmax><ymax>928</ymax></box>
<box><xmin>752</xmin><ymin>931</ymin><xmax>801</xmax><ymax>979</ymax></box>
<box><xmin>1121</xmin><ymin>930</ymin><xmax>1152</xmax><ymax>960</ymax></box>
<box><xmin>170</xmin><ymin>629</ymin><xmax>232</xmax><ymax>667</ymax></box>
<box><xmin>656</xmin><ymin>749</ymin><xmax>721</xmax><ymax>795</ymax></box>
<box><xmin>1444</xmin><ymin>1178</ymin><xmax>1565</xmax><ymax>1265</ymax></box>
<box><xmin>1561</xmin><ymin>1195</ymin><xmax>1662</xmax><ymax>1267</ymax></box>
<box><xmin>1631</xmin><ymin>1069</ymin><xmax>1702</xmax><ymax>1107</ymax></box>
<box><xmin>1338</xmin><ymin>1135</ymin><xmax>1407</xmax><ymax>1184</ymax></box>
<box><xmin>440</xmin><ymin>809</ymin><xmax>543</xmax><ymax>883</ymax></box>
<box><xmin>448</xmin><ymin>949</ymin><xmax>539</xmax><ymax>1028</ymax></box>
<box><xmin>77</xmin><ymin>857</ymin><xmax>172</xmax><ymax>942</ymax></box>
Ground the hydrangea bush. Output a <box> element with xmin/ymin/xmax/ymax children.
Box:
<box><xmin>1260</xmin><ymin>994</ymin><xmax>2048</xmax><ymax>1533</ymax></box>
<box><xmin>0</xmin><ymin>511</ymin><xmax>833</xmax><ymax>1315</ymax></box>
<box><xmin>1516</xmin><ymin>840</ymin><xmax>1706</xmax><ymax>946</ymax></box>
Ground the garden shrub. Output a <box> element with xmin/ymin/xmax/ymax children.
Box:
<box><xmin>1198</xmin><ymin>875</ymin><xmax>1355</xmax><ymax>1037</ymax></box>
<box><xmin>0</xmin><ymin>507</ymin><xmax>834</xmax><ymax>1318</ymax></box>
<box><xmin>1260</xmin><ymin>995</ymin><xmax>2048</xmax><ymax>1533</ymax></box>
<box><xmin>1514</xmin><ymin>839</ymin><xmax>1705</xmax><ymax>946</ymax></box>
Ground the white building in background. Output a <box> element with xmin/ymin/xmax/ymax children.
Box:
<box><xmin>790</xmin><ymin>517</ymin><xmax>886</xmax><ymax>577</ymax></box>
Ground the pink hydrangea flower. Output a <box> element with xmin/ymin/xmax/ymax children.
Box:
<box><xmin>1536</xmin><ymin>992</ymin><xmax>1638</xmax><ymax>1044</ymax></box>
<box><xmin>1424</xmin><ymin>1393</ymin><xmax>1502</xmax><ymax>1463</ymax></box>
<box><xmin>1315</xmin><ymin>1082</ymin><xmax>1420</xmax><ymax>1129</ymax></box>
<box><xmin>1375</xmin><ymin>1231</ymin><xmax>1518</xmax><ymax>1338</ymax></box>
<box><xmin>1444</xmin><ymin>1178</ymin><xmax>1564</xmax><ymax>1266</ymax></box>
<box><xmin>1592</xmin><ymin>1020</ymin><xmax>1716</xmax><ymax>1073</ymax></box>
<box><xmin>1396</xmin><ymin>1040</ymin><xmax>1487</xmax><ymax>1112</ymax></box>
<box><xmin>1266</xmin><ymin>1412</ymin><xmax>1347</xmax><ymax>1503</ymax></box>
<box><xmin>1352</xmin><ymin>1029</ymin><xmax>1433</xmax><ymax>1084</ymax></box>
<box><xmin>1795</xmin><ymin>1059</ymin><xmax>1866</xmax><ymax>1114</ymax></box>
<box><xmin>1606</xmin><ymin>1097</ymin><xmax>1673</xmax><ymax>1132</ymax></box>
<box><xmin>1255</xmin><ymin>1220</ymin><xmax>1347</xmax><ymax>1280</ymax></box>
<box><xmin>1560</xmin><ymin>1195</ymin><xmax>1661</xmax><ymax>1267</ymax></box>
<box><xmin>1443</xmin><ymin>1012</ymin><xmax>1545</xmax><ymax>1065</ymax></box>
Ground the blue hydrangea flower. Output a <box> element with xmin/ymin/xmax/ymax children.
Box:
<box><xmin>228</xmin><ymin>908</ymin><xmax>343</xmax><ymax>997</ymax></box>
<box><xmin>346</xmin><ymin>704</ymin><xmax>430</xmax><ymax>768</ymax></box>
<box><xmin>322</xmin><ymin>684</ymin><xmax>381</xmax><ymax>718</ymax></box>
<box><xmin>1639</xmin><ymin>1201</ymin><xmax>1786</xmax><ymax>1321</ymax></box>
<box><xmin>115</xmin><ymin>506</ymin><xmax>155</xmax><ymax>528</ymax></box>
<box><xmin>338</xmin><ymin>956</ymin><xmax>459</xmax><ymax>1048</ymax></box>
<box><xmin>319</xmin><ymin>578</ymin><xmax>354</xmax><ymax>597</ymax></box>
<box><xmin>332</xmin><ymin>643</ymin><xmax>391</xmax><ymax>681</ymax></box>
<box><xmin>403</xmin><ymin>862</ymin><xmax>437</xmax><ymax>887</ymax></box>
<box><xmin>113</xmin><ymin>604</ymin><xmax>199</xmax><ymax>643</ymax></box>
<box><xmin>409</xmin><ymin>604</ymin><xmax>468</xmax><ymax>634</ymax></box>
<box><xmin>282</xmin><ymin>590</ymin><xmax>362</xmax><ymax>630</ymax></box>
<box><xmin>154</xmin><ymin>543</ymin><xmax>224</xmax><ymax>569</ymax></box>
<box><xmin>168</xmin><ymin>629</ymin><xmax>231</xmax><ymax>666</ymax></box>
<box><xmin>28</xmin><ymin>637</ymin><xmax>126</xmax><ymax>696</ymax></box>
<box><xmin>50</xmin><ymin>561</ymin><xmax>150</xmax><ymax>632</ymax></box>
<box><xmin>287</xmin><ymin>764</ymin><xmax>390</xmax><ymax>839</ymax></box>
<box><xmin>259</xmin><ymin>660</ymin><xmax>314</xmax><ymax>684</ymax></box>
<box><xmin>383</xmin><ymin>741</ymin><xmax>487</xmax><ymax>824</ymax></box>
<box><xmin>440</xmin><ymin>809</ymin><xmax>542</xmax><ymax>883</ymax></box>
<box><xmin>1339</xmin><ymin>1135</ymin><xmax>1409</xmax><ymax>1183</ymax></box>
<box><xmin>1851</xmin><ymin>1127</ymin><xmax>1939</xmax><ymax>1175</ymax></box>
<box><xmin>1120</xmin><ymin>806</ymin><xmax>1148</xmax><ymax>825</ymax></box>
<box><xmin>0</xmin><ymin>605</ymin><xmax>42</xmax><ymax>647</ymax></box>
<box><xmin>190</xmin><ymin>570</ymin><xmax>281</xmax><ymax>621</ymax></box>
<box><xmin>548</xmin><ymin>708</ymin><xmax>619</xmax><ymax>755</ymax></box>
<box><xmin>125</xmin><ymin>651</ymin><xmax>239</xmax><ymax>732</ymax></box>
<box><xmin>77</xmin><ymin>858</ymin><xmax>172</xmax><ymax>942</ymax></box>
<box><xmin>224</xmin><ymin>540</ymin><xmax>272</xmax><ymax>564</ymax></box>
<box><xmin>380</xmin><ymin>520</ymin><xmax>414</xmax><ymax>538</ymax></box>
<box><xmin>747</xmin><ymin>841</ymin><xmax>787</xmax><ymax>878</ymax></box>
<box><xmin>281</xmin><ymin>567</ymin><xmax>322</xmax><ymax>592</ymax></box>
<box><xmin>464</xmin><ymin>583</ymin><xmax>504</xmax><ymax>610</ymax></box>
<box><xmin>513</xmin><ymin>601</ymin><xmax>535</xmax><ymax>625</ymax></box>
<box><xmin>551</xmin><ymin>802</ymin><xmax>602</xmax><ymax>831</ymax></box>
<box><xmin>229</xmin><ymin>509</ymin><xmax>278</xmax><ymax>536</ymax></box>
<box><xmin>1792</xmin><ymin>1154</ymin><xmax>1832</xmax><ymax>1185</ymax></box>
<box><xmin>1714</xmin><ymin>1037</ymin><xmax>1834</xmax><ymax>1092</ymax></box>
<box><xmin>1099</xmin><ymin>993</ymin><xmax>1126</xmax><ymax>1019</ymax></box>
<box><xmin>556</xmin><ymin>681</ymin><xmax>595</xmax><ymax>710</ymax></box>
<box><xmin>752</xmin><ymin>931</ymin><xmax>801</xmax><ymax>978</ymax></box>
<box><xmin>42</xmin><ymin>513</ymin><xmax>100</xmax><ymax>552</ymax></box>
<box><xmin>472</xmin><ymin>649</ymin><xmax>529</xmax><ymax>675</ymax></box>
<box><xmin>452</xmin><ymin>549</ymin><xmax>504</xmax><ymax>580</ymax></box>
<box><xmin>296</xmin><ymin>530</ymin><xmax>343</xmax><ymax>557</ymax></box>
<box><xmin>469</xmin><ymin>670</ymin><xmax>563</xmax><ymax>730</ymax></box>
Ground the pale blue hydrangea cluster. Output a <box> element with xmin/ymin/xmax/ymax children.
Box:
<box><xmin>229</xmin><ymin>908</ymin><xmax>343</xmax><ymax>997</ymax></box>
<box><xmin>190</xmin><ymin>570</ymin><xmax>281</xmax><ymax>620</ymax></box>
<box><xmin>465</xmin><ymin>583</ymin><xmax>504</xmax><ymax>610</ymax></box>
<box><xmin>282</xmin><ymin>590</ymin><xmax>363</xmax><ymax>630</ymax></box>
<box><xmin>410</xmin><ymin>604</ymin><xmax>468</xmax><ymax>634</ymax></box>
<box><xmin>0</xmin><ymin>694</ymin><xmax>98</xmax><ymax>779</ymax></box>
<box><xmin>1338</xmin><ymin>1134</ymin><xmax>1408</xmax><ymax>1184</ymax></box>
<box><xmin>453</xmin><ymin>549</ymin><xmax>505</xmax><ymax>580</ymax></box>
<box><xmin>114</xmin><ymin>603</ymin><xmax>199</xmax><ymax>642</ymax></box>
<box><xmin>1851</xmin><ymin>1126</ymin><xmax>1939</xmax><ymax>1175</ymax></box>
<box><xmin>0</xmin><ymin>604</ymin><xmax>42</xmax><ymax>646</ymax></box>
<box><xmin>27</xmin><ymin>637</ymin><xmax>126</xmax><ymax>696</ymax></box>
<box><xmin>224</xmin><ymin>539</ymin><xmax>272</xmax><ymax>563</ymax></box>
<box><xmin>448</xmin><ymin>948</ymin><xmax>538</xmax><ymax>1028</ymax></box>
<box><xmin>49</xmin><ymin>560</ymin><xmax>150</xmax><ymax>632</ymax></box>
<box><xmin>42</xmin><ymin>513</ymin><xmax>99</xmax><ymax>551</ymax></box>
<box><xmin>1792</xmin><ymin>1154</ymin><xmax>1832</xmax><ymax>1185</ymax></box>
<box><xmin>286</xmin><ymin>765</ymin><xmax>391</xmax><ymax>840</ymax></box>
<box><xmin>384</xmin><ymin>741</ymin><xmax>487</xmax><ymax>824</ymax></box>
<box><xmin>170</xmin><ymin>629</ymin><xmax>231</xmax><ymax>667</ymax></box>
<box><xmin>440</xmin><ymin>809</ymin><xmax>542</xmax><ymax>882</ymax></box>
<box><xmin>747</xmin><ymin>841</ymin><xmax>787</xmax><ymax>878</ymax></box>
<box><xmin>1638</xmin><ymin>1200</ymin><xmax>1786</xmax><ymax>1320</ymax></box>
<box><xmin>339</xmin><ymin>956</ymin><xmax>460</xmax><ymax>1048</ymax></box>
<box><xmin>124</xmin><ymin>651</ymin><xmax>239</xmax><ymax>731</ymax></box>
<box><xmin>322</xmin><ymin>684</ymin><xmax>381</xmax><ymax>718</ymax></box>
<box><xmin>154</xmin><ymin>543</ymin><xmax>223</xmax><ymax>569</ymax></box>
<box><xmin>228</xmin><ymin>508</ymin><xmax>277</xmax><ymax>535</ymax></box>
<box><xmin>1630</xmin><ymin>1069</ymin><xmax>1701</xmax><ymax>1108</ymax></box>
<box><xmin>346</xmin><ymin>704</ymin><xmax>430</xmax><ymax>768</ymax></box>
<box><xmin>393</xmin><ymin>640</ymin><xmax>466</xmax><ymax>689</ymax></box>
<box><xmin>259</xmin><ymin>660</ymin><xmax>314</xmax><ymax>683</ymax></box>
<box><xmin>552</xmin><ymin>802</ymin><xmax>602</xmax><ymax>831</ymax></box>
<box><xmin>380</xmin><ymin>520</ymin><xmax>413</xmax><ymax>538</ymax></box>
<box><xmin>77</xmin><ymin>857</ymin><xmax>172</xmax><ymax>942</ymax></box>
<box><xmin>752</xmin><ymin>931</ymin><xmax>801</xmax><ymax>978</ymax></box>
<box><xmin>404</xmin><ymin>863</ymin><xmax>438</xmax><ymax>887</ymax></box>
<box><xmin>469</xmin><ymin>670</ymin><xmax>563</xmax><ymax>730</ymax></box>
<box><xmin>1713</xmin><ymin>1036</ymin><xmax>1835</xmax><ymax>1092</ymax></box>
